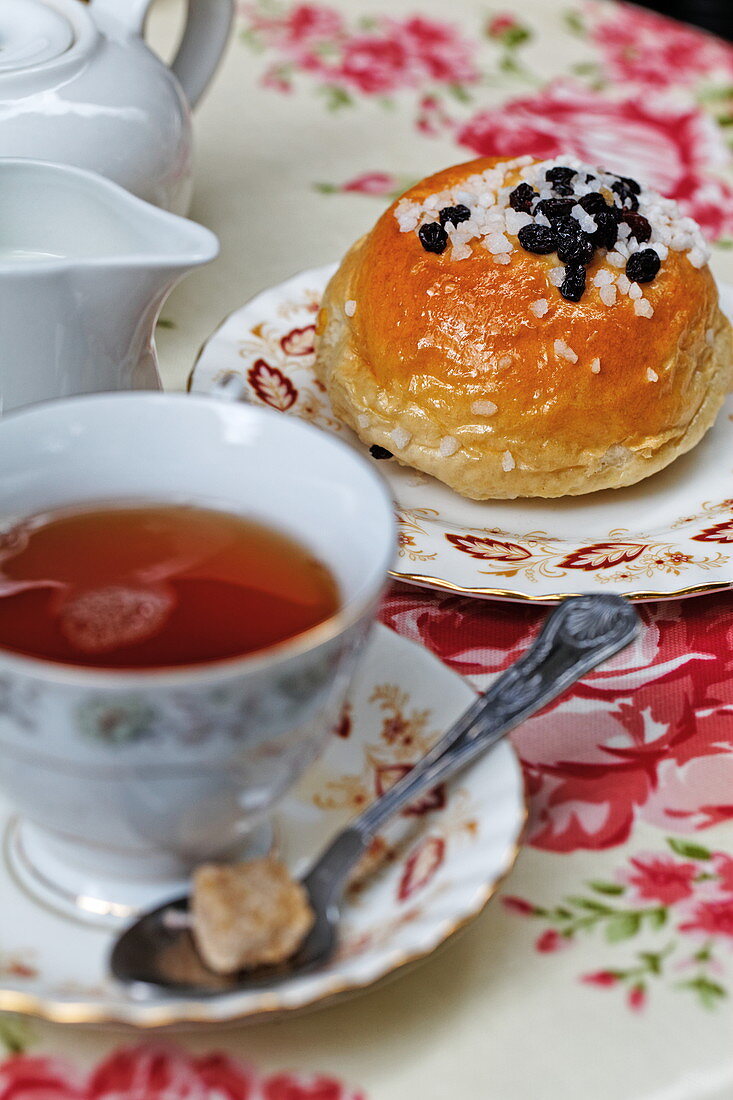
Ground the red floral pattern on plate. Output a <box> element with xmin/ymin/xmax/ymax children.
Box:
<box><xmin>280</xmin><ymin>325</ymin><xmax>316</xmax><ymax>356</ymax></box>
<box><xmin>398</xmin><ymin>836</ymin><xmax>445</xmax><ymax>901</ymax></box>
<box><xmin>247</xmin><ymin>359</ymin><xmax>298</xmax><ymax>410</ymax></box>
<box><xmin>692</xmin><ymin>519</ymin><xmax>733</xmax><ymax>543</ymax></box>
<box><xmin>559</xmin><ymin>542</ymin><xmax>647</xmax><ymax>571</ymax></box>
<box><xmin>374</xmin><ymin>763</ymin><xmax>446</xmax><ymax>815</ymax></box>
<box><xmin>445</xmin><ymin>534</ymin><xmax>532</xmax><ymax>563</ymax></box>
<box><xmin>0</xmin><ymin>1047</ymin><xmax>364</xmax><ymax>1100</ymax></box>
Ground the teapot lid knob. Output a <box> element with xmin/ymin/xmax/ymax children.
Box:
<box><xmin>0</xmin><ymin>0</ymin><xmax>74</xmax><ymax>72</ymax></box>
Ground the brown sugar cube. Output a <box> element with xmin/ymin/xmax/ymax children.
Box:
<box><xmin>191</xmin><ymin>857</ymin><xmax>315</xmax><ymax>975</ymax></box>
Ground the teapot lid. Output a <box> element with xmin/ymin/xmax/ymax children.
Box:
<box><xmin>0</xmin><ymin>0</ymin><xmax>74</xmax><ymax>72</ymax></box>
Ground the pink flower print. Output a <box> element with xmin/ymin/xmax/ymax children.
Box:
<box><xmin>627</xmin><ymin>983</ymin><xmax>647</xmax><ymax>1012</ymax></box>
<box><xmin>0</xmin><ymin>1056</ymin><xmax>86</xmax><ymax>1099</ymax></box>
<box><xmin>535</xmin><ymin>929</ymin><xmax>568</xmax><ymax>953</ymax></box>
<box><xmin>581</xmin><ymin>970</ymin><xmax>620</xmax><ymax>987</ymax></box>
<box><xmin>395</xmin><ymin>16</ymin><xmax>478</xmax><ymax>85</ymax></box>
<box><xmin>343</xmin><ymin>171</ymin><xmax>398</xmax><ymax>195</ymax></box>
<box><xmin>456</xmin><ymin>80</ymin><xmax>733</xmax><ymax>239</ymax></box>
<box><xmin>487</xmin><ymin>14</ymin><xmax>520</xmax><ymax>39</ymax></box>
<box><xmin>714</xmin><ymin>853</ymin><xmax>733</xmax><ymax>893</ymax></box>
<box><xmin>0</xmin><ymin>1047</ymin><xmax>364</xmax><ymax>1100</ymax></box>
<box><xmin>641</xmin><ymin>751</ymin><xmax>733</xmax><ymax>834</ymax></box>
<box><xmin>241</xmin><ymin>3</ymin><xmax>345</xmax><ymax>50</ymax></box>
<box><xmin>588</xmin><ymin>0</ymin><xmax>733</xmax><ymax>89</ymax></box>
<box><xmin>624</xmin><ymin>854</ymin><xmax>698</xmax><ymax>906</ymax></box>
<box><xmin>87</xmin><ymin>1047</ymin><xmax>257</xmax><ymax>1099</ymax></box>
<box><xmin>680</xmin><ymin>897</ymin><xmax>733</xmax><ymax>939</ymax></box>
<box><xmin>263</xmin><ymin>1074</ymin><xmax>363</xmax><ymax>1100</ymax></box>
<box><xmin>280</xmin><ymin>3</ymin><xmax>344</xmax><ymax>47</ymax></box>
<box><xmin>242</xmin><ymin>5</ymin><xmax>478</xmax><ymax>99</ymax></box>
<box><xmin>502</xmin><ymin>895</ymin><xmax>537</xmax><ymax>916</ymax></box>
<box><xmin>416</xmin><ymin>93</ymin><xmax>454</xmax><ymax>137</ymax></box>
<box><xmin>338</xmin><ymin>34</ymin><xmax>415</xmax><ymax>95</ymax></box>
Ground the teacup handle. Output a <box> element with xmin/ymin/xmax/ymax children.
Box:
<box><xmin>91</xmin><ymin>0</ymin><xmax>234</xmax><ymax>109</ymax></box>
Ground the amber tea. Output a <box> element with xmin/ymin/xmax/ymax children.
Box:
<box><xmin>0</xmin><ymin>503</ymin><xmax>340</xmax><ymax>669</ymax></box>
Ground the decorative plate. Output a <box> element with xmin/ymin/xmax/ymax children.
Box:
<box><xmin>0</xmin><ymin>624</ymin><xmax>524</xmax><ymax>1027</ymax></box>
<box><xmin>191</xmin><ymin>266</ymin><xmax>733</xmax><ymax>603</ymax></box>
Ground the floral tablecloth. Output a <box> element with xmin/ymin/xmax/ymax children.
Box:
<box><xmin>2</xmin><ymin>1</ymin><xmax>733</xmax><ymax>1097</ymax></box>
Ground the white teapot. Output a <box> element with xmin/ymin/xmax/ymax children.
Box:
<box><xmin>0</xmin><ymin>0</ymin><xmax>233</xmax><ymax>213</ymax></box>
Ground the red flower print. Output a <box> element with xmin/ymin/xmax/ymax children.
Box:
<box><xmin>241</xmin><ymin>3</ymin><xmax>345</xmax><ymax>50</ymax></box>
<box><xmin>262</xmin><ymin>65</ymin><xmax>294</xmax><ymax>93</ymax></box>
<box><xmin>383</xmin><ymin>586</ymin><xmax>733</xmax><ymax>853</ymax></box>
<box><xmin>582</xmin><ymin>970</ymin><xmax>620</xmax><ymax>987</ymax></box>
<box><xmin>342</xmin><ymin>171</ymin><xmax>398</xmax><ymax>195</ymax></box>
<box><xmin>627</xmin><ymin>983</ymin><xmax>647</xmax><ymax>1012</ymax></box>
<box><xmin>398</xmin><ymin>836</ymin><xmax>445</xmax><ymax>900</ymax></box>
<box><xmin>456</xmin><ymin>80</ymin><xmax>733</xmax><ymax>239</ymax></box>
<box><xmin>673</xmin><ymin>176</ymin><xmax>733</xmax><ymax>243</ymax></box>
<box><xmin>713</xmin><ymin>853</ymin><xmax>733</xmax><ymax>893</ymax></box>
<box><xmin>263</xmin><ymin>1074</ymin><xmax>363</xmax><ymax>1100</ymax></box>
<box><xmin>642</xmin><ymin>752</ymin><xmax>733</xmax><ymax>833</ymax></box>
<box><xmin>280</xmin><ymin>325</ymin><xmax>316</xmax><ymax>356</ymax></box>
<box><xmin>395</xmin><ymin>16</ymin><xmax>478</xmax><ymax>84</ymax></box>
<box><xmin>0</xmin><ymin>1048</ymin><xmax>364</xmax><ymax>1100</ymax></box>
<box><xmin>247</xmin><ymin>359</ymin><xmax>298</xmax><ymax>411</ymax></box>
<box><xmin>380</xmin><ymin>586</ymin><xmax>542</xmax><ymax>676</ymax></box>
<box><xmin>242</xmin><ymin>5</ymin><xmax>478</xmax><ymax>99</ymax></box>
<box><xmin>88</xmin><ymin>1047</ymin><xmax>256</xmax><ymax>1099</ymax></box>
<box><xmin>486</xmin><ymin>14</ymin><xmax>520</xmax><ymax>39</ymax></box>
<box><xmin>535</xmin><ymin>929</ymin><xmax>567</xmax><ymax>953</ymax></box>
<box><xmin>416</xmin><ymin>94</ymin><xmax>453</xmax><ymax>137</ymax></box>
<box><xmin>680</xmin><ymin>897</ymin><xmax>733</xmax><ymax>939</ymax></box>
<box><xmin>192</xmin><ymin>1054</ymin><xmax>258</xmax><ymax>1099</ymax></box>
<box><xmin>485</xmin><ymin>13</ymin><xmax>530</xmax><ymax>48</ymax></box>
<box><xmin>280</xmin><ymin>3</ymin><xmax>344</xmax><ymax>46</ymax></box>
<box><xmin>589</xmin><ymin>1</ymin><xmax>733</xmax><ymax>89</ymax></box>
<box><xmin>338</xmin><ymin>35</ymin><xmax>414</xmax><ymax>94</ymax></box>
<box><xmin>624</xmin><ymin>854</ymin><xmax>698</xmax><ymax>906</ymax></box>
<box><xmin>502</xmin><ymin>895</ymin><xmax>537</xmax><ymax>916</ymax></box>
<box><xmin>0</xmin><ymin>1056</ymin><xmax>86</xmax><ymax>1099</ymax></box>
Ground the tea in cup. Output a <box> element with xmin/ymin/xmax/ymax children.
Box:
<box><xmin>0</xmin><ymin>393</ymin><xmax>395</xmax><ymax>923</ymax></box>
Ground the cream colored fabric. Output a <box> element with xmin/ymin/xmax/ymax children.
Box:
<box><xmin>30</xmin><ymin>3</ymin><xmax>733</xmax><ymax>1098</ymax></box>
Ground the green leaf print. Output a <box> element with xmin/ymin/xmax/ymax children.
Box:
<box><xmin>667</xmin><ymin>838</ymin><xmax>712</xmax><ymax>861</ymax></box>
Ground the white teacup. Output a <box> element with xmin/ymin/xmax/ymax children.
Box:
<box><xmin>0</xmin><ymin>393</ymin><xmax>395</xmax><ymax>923</ymax></box>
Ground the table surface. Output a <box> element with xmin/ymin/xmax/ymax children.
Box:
<box><xmin>3</xmin><ymin>1</ymin><xmax>733</xmax><ymax>1097</ymax></box>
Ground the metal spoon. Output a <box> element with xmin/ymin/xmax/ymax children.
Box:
<box><xmin>110</xmin><ymin>593</ymin><xmax>638</xmax><ymax>996</ymax></box>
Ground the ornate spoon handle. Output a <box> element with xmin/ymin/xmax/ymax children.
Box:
<box><xmin>352</xmin><ymin>594</ymin><xmax>638</xmax><ymax>839</ymax></box>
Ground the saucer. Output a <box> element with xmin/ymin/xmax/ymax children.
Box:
<box><xmin>191</xmin><ymin>267</ymin><xmax>733</xmax><ymax>604</ymax></box>
<box><xmin>0</xmin><ymin>624</ymin><xmax>524</xmax><ymax>1027</ymax></box>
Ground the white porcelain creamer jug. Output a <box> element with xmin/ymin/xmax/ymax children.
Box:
<box><xmin>0</xmin><ymin>0</ymin><xmax>233</xmax><ymax>213</ymax></box>
<box><xmin>0</xmin><ymin>159</ymin><xmax>219</xmax><ymax>413</ymax></box>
